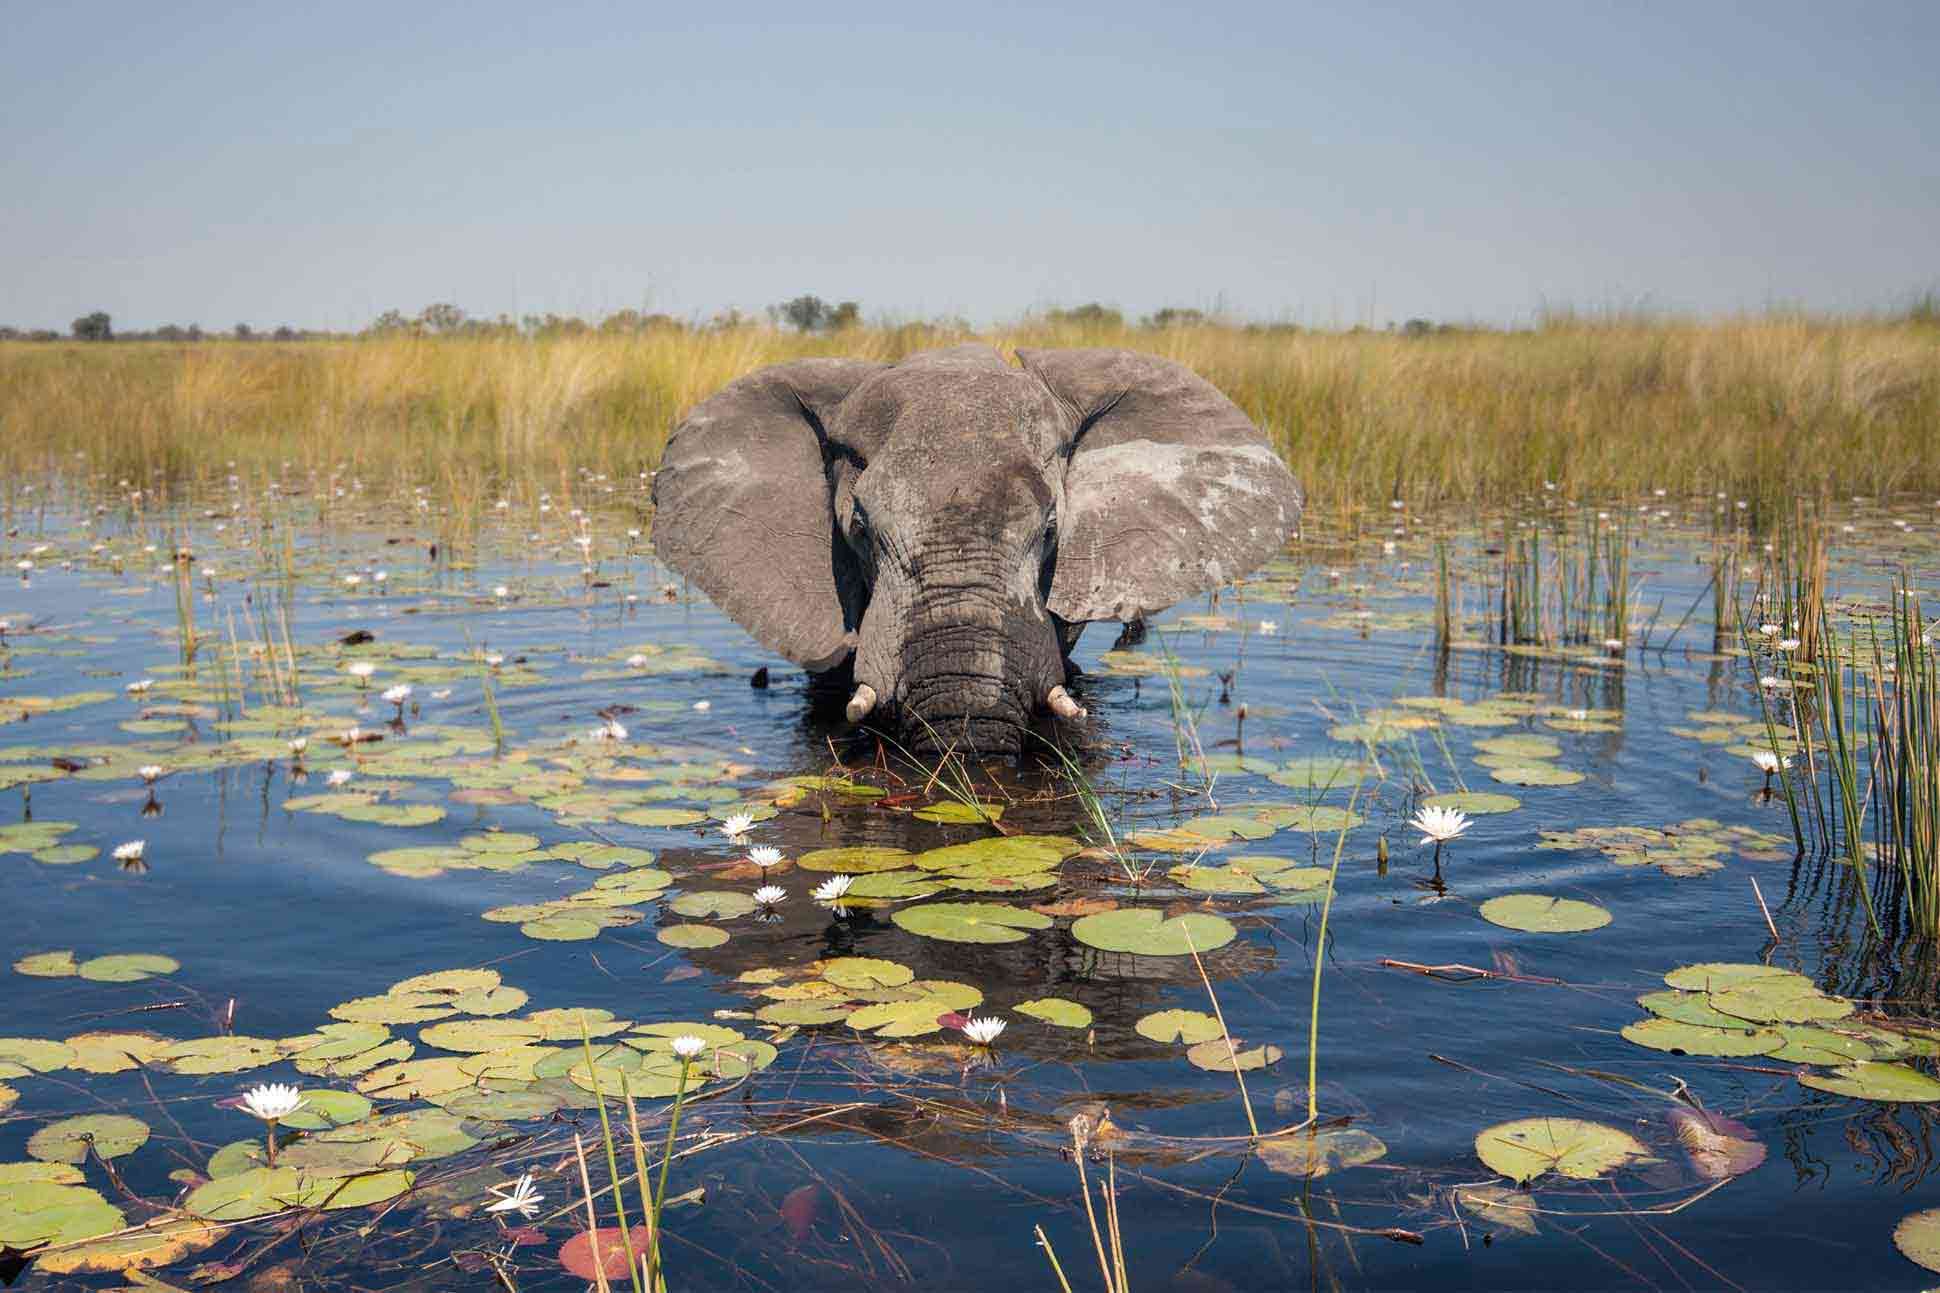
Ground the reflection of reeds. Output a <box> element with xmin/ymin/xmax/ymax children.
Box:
<box><xmin>7</xmin><ymin>314</ymin><xmax>1936</xmax><ymax>509</ymax></box>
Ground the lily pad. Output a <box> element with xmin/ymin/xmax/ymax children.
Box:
<box><xmin>1255</xmin><ymin>1128</ymin><xmax>1387</xmax><ymax>1178</ymax></box>
<box><xmin>796</xmin><ymin>846</ymin><xmax>915</xmax><ymax>874</ymax></box>
<box><xmin>1620</xmin><ymin>1018</ymin><xmax>1783</xmax><ymax>1056</ymax></box>
<box><xmin>1071</xmin><ymin>909</ymin><xmax>1237</xmax><ymax>956</ymax></box>
<box><xmin>1186</xmin><ymin>1038</ymin><xmax>1282</xmax><ymax>1071</ymax></box>
<box><xmin>1799</xmin><ymin>1061</ymin><xmax>1940</xmax><ymax>1102</ymax></box>
<box><xmin>822</xmin><ymin>958</ymin><xmax>915</xmax><ymax>991</ymax></box>
<box><xmin>1663</xmin><ymin>962</ymin><xmax>1813</xmax><ymax>993</ymax></box>
<box><xmin>13</xmin><ymin>950</ymin><xmax>79</xmax><ymax>977</ymax></box>
<box><xmin>892</xmin><ymin>902</ymin><xmax>1053</xmax><ymax>944</ymax></box>
<box><xmin>1478</xmin><ymin>894</ymin><xmax>1611</xmax><ymax>934</ymax></box>
<box><xmin>658</xmin><ymin>924</ymin><xmax>730</xmax><ymax>948</ymax></box>
<box><xmin>1488</xmin><ymin>764</ymin><xmax>1585</xmax><ymax>787</ymax></box>
<box><xmin>1894</xmin><ymin>1208</ymin><xmax>1940</xmax><ymax>1274</ymax></box>
<box><xmin>1135</xmin><ymin>1009</ymin><xmax>1224</xmax><ymax>1045</ymax></box>
<box><xmin>28</xmin><ymin>1114</ymin><xmax>151</xmax><ymax>1163</ymax></box>
<box><xmin>1014</xmin><ymin>998</ymin><xmax>1093</xmax><ymax>1029</ymax></box>
<box><xmin>31</xmin><ymin>1214</ymin><xmax>220</xmax><ymax>1274</ymax></box>
<box><xmin>911</xmin><ymin>800</ymin><xmax>1005</xmax><ymax>824</ymax></box>
<box><xmin>77</xmin><ymin>953</ymin><xmax>180</xmax><ymax>983</ymax></box>
<box><xmin>1475</xmin><ymin>1117</ymin><xmax>1646</xmax><ymax>1184</ymax></box>
<box><xmin>1422</xmin><ymin>791</ymin><xmax>1521</xmax><ymax>814</ymax></box>
<box><xmin>668</xmin><ymin>890</ymin><xmax>757</xmax><ymax>920</ymax></box>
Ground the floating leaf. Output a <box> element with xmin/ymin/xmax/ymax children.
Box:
<box><xmin>1134</xmin><ymin>1009</ymin><xmax>1223</xmax><ymax>1045</ymax></box>
<box><xmin>1636</xmin><ymin>990</ymin><xmax>1751</xmax><ymax>1030</ymax></box>
<box><xmin>822</xmin><ymin>958</ymin><xmax>915</xmax><ymax>991</ymax></box>
<box><xmin>1070</xmin><ymin>909</ymin><xmax>1237</xmax><ymax>956</ymax></box>
<box><xmin>28</xmin><ymin>1114</ymin><xmax>151</xmax><ymax>1163</ymax></box>
<box><xmin>77</xmin><ymin>953</ymin><xmax>180</xmax><ymax>983</ymax></box>
<box><xmin>1475</xmin><ymin>1117</ymin><xmax>1646</xmax><ymax>1184</ymax></box>
<box><xmin>892</xmin><ymin>902</ymin><xmax>1054</xmax><ymax>944</ymax></box>
<box><xmin>183</xmin><ymin>1166</ymin><xmax>308</xmax><ymax>1221</ymax></box>
<box><xmin>1014</xmin><ymin>998</ymin><xmax>1092</xmax><ymax>1029</ymax></box>
<box><xmin>1423</xmin><ymin>791</ymin><xmax>1521</xmax><ymax>814</ymax></box>
<box><xmin>1620</xmin><ymin>1018</ymin><xmax>1783</xmax><ymax>1057</ymax></box>
<box><xmin>795</xmin><ymin>846</ymin><xmax>914</xmax><ymax>874</ymax></box>
<box><xmin>1174</xmin><ymin>813</ymin><xmax>1276</xmax><ymax>842</ymax></box>
<box><xmin>31</xmin><ymin>1214</ymin><xmax>220</xmax><ymax>1274</ymax></box>
<box><xmin>1255</xmin><ymin>1128</ymin><xmax>1386</xmax><ymax>1178</ymax></box>
<box><xmin>1478</xmin><ymin>894</ymin><xmax>1611</xmax><ymax>934</ymax></box>
<box><xmin>668</xmin><ymin>890</ymin><xmax>757</xmax><ymax>920</ymax></box>
<box><xmin>419</xmin><ymin>1019</ymin><xmax>545</xmax><ymax>1053</ymax></box>
<box><xmin>1668</xmin><ymin>1107</ymin><xmax>1766</xmax><ymax>1179</ymax></box>
<box><xmin>1186</xmin><ymin>1038</ymin><xmax>1282</xmax><ymax>1071</ymax></box>
<box><xmin>1257</xmin><ymin>805</ymin><xmax>1365</xmax><ymax>833</ymax></box>
<box><xmin>12</xmin><ymin>950</ymin><xmax>79</xmax><ymax>977</ymax></box>
<box><xmin>160</xmin><ymin>1036</ymin><xmax>281</xmax><ymax>1074</ymax></box>
<box><xmin>521</xmin><ymin>915</ymin><xmax>604</xmax><ymax>942</ymax></box>
<box><xmin>1799</xmin><ymin>1062</ymin><xmax>1940</xmax><ymax>1103</ymax></box>
<box><xmin>1454</xmin><ymin>1185</ymin><xmax>1540</xmax><ymax>1236</ymax></box>
<box><xmin>559</xmin><ymin>1226</ymin><xmax>654</xmax><ymax>1280</ymax></box>
<box><xmin>1710</xmin><ymin>980</ymin><xmax>1854</xmax><ymax>1025</ymax></box>
<box><xmin>1663</xmin><ymin>962</ymin><xmax>1812</xmax><ymax>993</ymax></box>
<box><xmin>279</xmin><ymin>1090</ymin><xmax>373</xmax><ymax>1132</ymax></box>
<box><xmin>911</xmin><ymin>800</ymin><xmax>1005</xmax><ymax>824</ymax></box>
<box><xmin>912</xmin><ymin>836</ymin><xmax>1080</xmax><ymax>874</ymax></box>
<box><xmin>1488</xmin><ymin>763</ymin><xmax>1585</xmax><ymax>787</ymax></box>
<box><xmin>1894</xmin><ymin>1208</ymin><xmax>1940</xmax><ymax>1274</ymax></box>
<box><xmin>658</xmin><ymin>924</ymin><xmax>729</xmax><ymax>949</ymax></box>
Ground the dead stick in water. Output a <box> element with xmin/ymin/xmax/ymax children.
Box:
<box><xmin>1381</xmin><ymin>959</ymin><xmax>1565</xmax><ymax>985</ymax></box>
<box><xmin>1751</xmin><ymin>877</ymin><xmax>1781</xmax><ymax>942</ymax></box>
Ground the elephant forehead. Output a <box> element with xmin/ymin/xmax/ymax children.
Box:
<box><xmin>863</xmin><ymin>457</ymin><xmax>1053</xmax><ymax>534</ymax></box>
<box><xmin>834</xmin><ymin>365</ymin><xmax>1067</xmax><ymax>463</ymax></box>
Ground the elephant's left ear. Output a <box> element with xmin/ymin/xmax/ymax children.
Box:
<box><xmin>1017</xmin><ymin>348</ymin><xmax>1302</xmax><ymax>623</ymax></box>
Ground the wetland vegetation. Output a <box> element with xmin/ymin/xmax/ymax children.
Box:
<box><xmin>2</xmin><ymin>317</ymin><xmax>1940</xmax><ymax>1289</ymax></box>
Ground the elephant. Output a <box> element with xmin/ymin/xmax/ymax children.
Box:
<box><xmin>650</xmin><ymin>345</ymin><xmax>1301</xmax><ymax>753</ymax></box>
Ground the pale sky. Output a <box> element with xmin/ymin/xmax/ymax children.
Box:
<box><xmin>4</xmin><ymin>1</ymin><xmax>1935</xmax><ymax>332</ymax></box>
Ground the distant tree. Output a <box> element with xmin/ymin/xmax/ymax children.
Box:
<box><xmin>1143</xmin><ymin>307</ymin><xmax>1206</xmax><ymax>329</ymax></box>
<box><xmin>417</xmin><ymin>303</ymin><xmax>466</xmax><ymax>334</ymax></box>
<box><xmin>273</xmin><ymin>325</ymin><xmax>298</xmax><ymax>341</ymax></box>
<box><xmin>1401</xmin><ymin>318</ymin><xmax>1435</xmax><ymax>338</ymax></box>
<box><xmin>1045</xmin><ymin>303</ymin><xmax>1123</xmax><ymax>329</ymax></box>
<box><xmin>185</xmin><ymin>324</ymin><xmax>203</xmax><ymax>341</ymax></box>
<box><xmin>368</xmin><ymin>309</ymin><xmax>411</xmax><ymax>335</ymax></box>
<box><xmin>234</xmin><ymin>323</ymin><xmax>253</xmax><ymax>340</ymax></box>
<box><xmin>73</xmin><ymin>311</ymin><xmax>113</xmax><ymax>341</ymax></box>
<box><xmin>0</xmin><ymin>326</ymin><xmax>19</xmax><ymax>341</ymax></box>
<box><xmin>776</xmin><ymin>295</ymin><xmax>829</xmax><ymax>333</ymax></box>
<box><xmin>826</xmin><ymin>300</ymin><xmax>861</xmax><ymax>330</ymax></box>
<box><xmin>29</xmin><ymin>328</ymin><xmax>60</xmax><ymax>341</ymax></box>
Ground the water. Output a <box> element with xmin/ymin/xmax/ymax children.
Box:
<box><xmin>2</xmin><ymin>481</ymin><xmax>1939</xmax><ymax>1290</ymax></box>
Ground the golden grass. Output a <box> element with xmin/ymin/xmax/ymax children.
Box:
<box><xmin>3</xmin><ymin>315</ymin><xmax>1935</xmax><ymax>514</ymax></box>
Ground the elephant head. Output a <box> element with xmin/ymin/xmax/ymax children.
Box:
<box><xmin>650</xmin><ymin>345</ymin><xmax>1301</xmax><ymax>753</ymax></box>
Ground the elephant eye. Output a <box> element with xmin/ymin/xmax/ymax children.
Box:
<box><xmin>847</xmin><ymin>499</ymin><xmax>871</xmax><ymax>538</ymax></box>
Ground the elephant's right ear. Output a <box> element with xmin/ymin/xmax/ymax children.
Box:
<box><xmin>651</xmin><ymin>359</ymin><xmax>885</xmax><ymax>671</ymax></box>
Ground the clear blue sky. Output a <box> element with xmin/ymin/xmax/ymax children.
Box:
<box><xmin>4</xmin><ymin>1</ymin><xmax>1935</xmax><ymax>331</ymax></box>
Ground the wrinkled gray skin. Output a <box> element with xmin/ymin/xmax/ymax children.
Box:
<box><xmin>651</xmin><ymin>345</ymin><xmax>1302</xmax><ymax>753</ymax></box>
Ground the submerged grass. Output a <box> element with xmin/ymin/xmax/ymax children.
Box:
<box><xmin>5</xmin><ymin>314</ymin><xmax>1937</xmax><ymax>513</ymax></box>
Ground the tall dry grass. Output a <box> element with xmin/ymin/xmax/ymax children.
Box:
<box><xmin>2</xmin><ymin>315</ymin><xmax>1935</xmax><ymax>513</ymax></box>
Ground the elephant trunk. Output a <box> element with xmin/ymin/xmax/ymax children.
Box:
<box><xmin>852</xmin><ymin>556</ymin><xmax>1063</xmax><ymax>754</ymax></box>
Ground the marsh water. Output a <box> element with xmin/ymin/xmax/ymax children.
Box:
<box><xmin>3</xmin><ymin>478</ymin><xmax>1939</xmax><ymax>1291</ymax></box>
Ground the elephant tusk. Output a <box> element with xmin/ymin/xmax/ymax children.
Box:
<box><xmin>1045</xmin><ymin>685</ymin><xmax>1086</xmax><ymax>720</ymax></box>
<box><xmin>845</xmin><ymin>684</ymin><xmax>878</xmax><ymax>724</ymax></box>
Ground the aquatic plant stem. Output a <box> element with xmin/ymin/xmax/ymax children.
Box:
<box><xmin>1071</xmin><ymin>1145</ymin><xmax>1115</xmax><ymax>1293</ymax></box>
<box><xmin>574</xmin><ymin>1132</ymin><xmax>611</xmax><ymax>1293</ymax></box>
<box><xmin>1033</xmin><ymin>1224</ymin><xmax>1075</xmax><ymax>1293</ymax></box>
<box><xmin>645</xmin><ymin>1056</ymin><xmax>694</xmax><ymax>1291</ymax></box>
<box><xmin>1309</xmin><ymin>783</ymin><xmax>1363</xmax><ymax>1122</ymax></box>
<box><xmin>580</xmin><ymin>1022</ymin><xmax>643</xmax><ymax>1293</ymax></box>
<box><xmin>1751</xmin><ymin>877</ymin><xmax>1780</xmax><ymax>943</ymax></box>
<box><xmin>622</xmin><ymin>1083</ymin><xmax>658</xmax><ymax>1290</ymax></box>
<box><xmin>1184</xmin><ymin>932</ymin><xmax>1258</xmax><ymax>1139</ymax></box>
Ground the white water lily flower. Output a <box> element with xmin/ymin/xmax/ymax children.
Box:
<box><xmin>484</xmin><ymin>653</ymin><xmax>505</xmax><ymax>668</ymax></box>
<box><xmin>430</xmin><ymin>688</ymin><xmax>451</xmax><ymax>699</ymax></box>
<box><xmin>962</xmin><ymin>1015</ymin><xmax>1007</xmax><ymax>1046</ymax></box>
<box><xmin>587</xmin><ymin>719</ymin><xmax>627</xmax><ymax>742</ymax></box>
<box><xmin>748</xmin><ymin>846</ymin><xmax>782</xmax><ymax>869</ymax></box>
<box><xmin>1408</xmin><ymin>806</ymin><xmax>1472</xmax><ymax>845</ymax></box>
<box><xmin>1776</xmin><ymin>638</ymin><xmax>1800</xmax><ymax>652</ymax></box>
<box><xmin>1602</xmin><ymin>638</ymin><xmax>1624</xmax><ymax>651</ymax></box>
<box><xmin>693</xmin><ymin>700</ymin><xmax>711</xmax><ymax>712</ymax></box>
<box><xmin>1759</xmin><ymin>675</ymin><xmax>1784</xmax><ymax>690</ymax></box>
<box><xmin>382</xmin><ymin>684</ymin><xmax>412</xmax><ymax>705</ymax></box>
<box><xmin>1565</xmin><ymin>708</ymin><xmax>1589</xmax><ymax>722</ymax></box>
<box><xmin>1751</xmin><ymin>751</ymin><xmax>1792</xmax><ymax>774</ymax></box>
<box><xmin>112</xmin><ymin>840</ymin><xmax>145</xmax><ymax>862</ymax></box>
<box><xmin>625</xmin><ymin>653</ymin><xmax>649</xmax><ymax>668</ymax></box>
<box><xmin>342</xmin><ymin>573</ymin><xmax>361</xmax><ymax>587</ymax></box>
<box><xmin>721</xmin><ymin>813</ymin><xmax>755</xmax><ymax>840</ymax></box>
<box><xmin>137</xmin><ymin>765</ymin><xmax>163</xmax><ymax>784</ymax></box>
<box><xmin>484</xmin><ymin>1172</ymin><xmax>544</xmax><ymax>1218</ymax></box>
<box><xmin>492</xmin><ymin>585</ymin><xmax>510</xmax><ymax>599</ymax></box>
<box><xmin>239</xmin><ymin>1083</ymin><xmax>306</xmax><ymax>1122</ymax></box>
<box><xmin>812</xmin><ymin>874</ymin><xmax>854</xmax><ymax>903</ymax></box>
<box><xmin>670</xmin><ymin>1035</ymin><xmax>707</xmax><ymax>1060</ymax></box>
<box><xmin>753</xmin><ymin>884</ymin><xmax>786</xmax><ymax>906</ymax></box>
<box><xmin>373</xmin><ymin>570</ymin><xmax>387</xmax><ymax>584</ymax></box>
<box><xmin>288</xmin><ymin>738</ymin><xmax>308</xmax><ymax>755</ymax></box>
<box><xmin>126</xmin><ymin>679</ymin><xmax>154</xmax><ymax>694</ymax></box>
<box><xmin>1258</xmin><ymin>620</ymin><xmax>1279</xmax><ymax>635</ymax></box>
<box><xmin>327</xmin><ymin>769</ymin><xmax>354</xmax><ymax>787</ymax></box>
<box><xmin>1758</xmin><ymin>623</ymin><xmax>1780</xmax><ymax>637</ymax></box>
<box><xmin>346</xmin><ymin>662</ymin><xmax>376</xmax><ymax>680</ymax></box>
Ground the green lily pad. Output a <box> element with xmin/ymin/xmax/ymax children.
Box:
<box><xmin>912</xmin><ymin>836</ymin><xmax>1080</xmax><ymax>874</ymax></box>
<box><xmin>183</xmin><ymin>1166</ymin><xmax>308</xmax><ymax>1221</ymax></box>
<box><xmin>1135</xmin><ymin>1009</ymin><xmax>1224</xmax><ymax>1045</ymax></box>
<box><xmin>1769</xmin><ymin>1025</ymin><xmax>1879</xmax><ymax>1065</ymax></box>
<box><xmin>27</xmin><ymin>1114</ymin><xmax>151</xmax><ymax>1164</ymax></box>
<box><xmin>1799</xmin><ymin>1062</ymin><xmax>1940</xmax><ymax>1102</ymax></box>
<box><xmin>1269</xmin><ymin>757</ymin><xmax>1373</xmax><ymax>790</ymax></box>
<box><xmin>796</xmin><ymin>846</ymin><xmax>915</xmax><ymax>874</ymax></box>
<box><xmin>31</xmin><ymin>844</ymin><xmax>98</xmax><ymax>865</ymax></box>
<box><xmin>1710</xmin><ymin>980</ymin><xmax>1854</xmax><ymax>1025</ymax></box>
<box><xmin>1478</xmin><ymin>894</ymin><xmax>1611</xmax><ymax>933</ymax></box>
<box><xmin>668</xmin><ymin>891</ymin><xmax>757</xmax><ymax>920</ymax></box>
<box><xmin>1488</xmin><ymin>764</ymin><xmax>1585</xmax><ymax>787</ymax></box>
<box><xmin>1174</xmin><ymin>814</ymin><xmax>1276</xmax><ymax>842</ymax></box>
<box><xmin>77</xmin><ymin>953</ymin><xmax>180</xmax><ymax>983</ymax></box>
<box><xmin>1072</xmin><ymin>909</ymin><xmax>1237</xmax><ymax>955</ymax></box>
<box><xmin>521</xmin><ymin>915</ymin><xmax>604</xmax><ymax>942</ymax></box>
<box><xmin>1422</xmin><ymin>791</ymin><xmax>1521</xmax><ymax>814</ymax></box>
<box><xmin>1663</xmin><ymin>962</ymin><xmax>1813</xmax><ymax>993</ymax></box>
<box><xmin>911</xmin><ymin>800</ymin><xmax>1005</xmax><ymax>824</ymax></box>
<box><xmin>160</xmin><ymin>1036</ymin><xmax>282</xmax><ymax>1074</ymax></box>
<box><xmin>419</xmin><ymin>1019</ymin><xmax>545</xmax><ymax>1052</ymax></box>
<box><xmin>892</xmin><ymin>902</ymin><xmax>1054</xmax><ymax>944</ymax></box>
<box><xmin>279</xmin><ymin>1089</ymin><xmax>374</xmax><ymax>1131</ymax></box>
<box><xmin>1257</xmin><ymin>805</ymin><xmax>1365</xmax><ymax>833</ymax></box>
<box><xmin>613</xmin><ymin>807</ymin><xmax>708</xmax><ymax>827</ymax></box>
<box><xmin>1014</xmin><ymin>998</ymin><xmax>1092</xmax><ymax>1028</ymax></box>
<box><xmin>1620</xmin><ymin>1018</ymin><xmax>1783</xmax><ymax>1056</ymax></box>
<box><xmin>822</xmin><ymin>958</ymin><xmax>915</xmax><ymax>991</ymax></box>
<box><xmin>13</xmin><ymin>950</ymin><xmax>79</xmax><ymax>977</ymax></box>
<box><xmin>1186</xmin><ymin>1038</ymin><xmax>1282</xmax><ymax>1071</ymax></box>
<box><xmin>1637</xmin><ymin>990</ymin><xmax>1754</xmax><ymax>1030</ymax></box>
<box><xmin>658</xmin><ymin>924</ymin><xmax>729</xmax><ymax>949</ymax></box>
<box><xmin>1475</xmin><ymin>1117</ymin><xmax>1646</xmax><ymax>1184</ymax></box>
